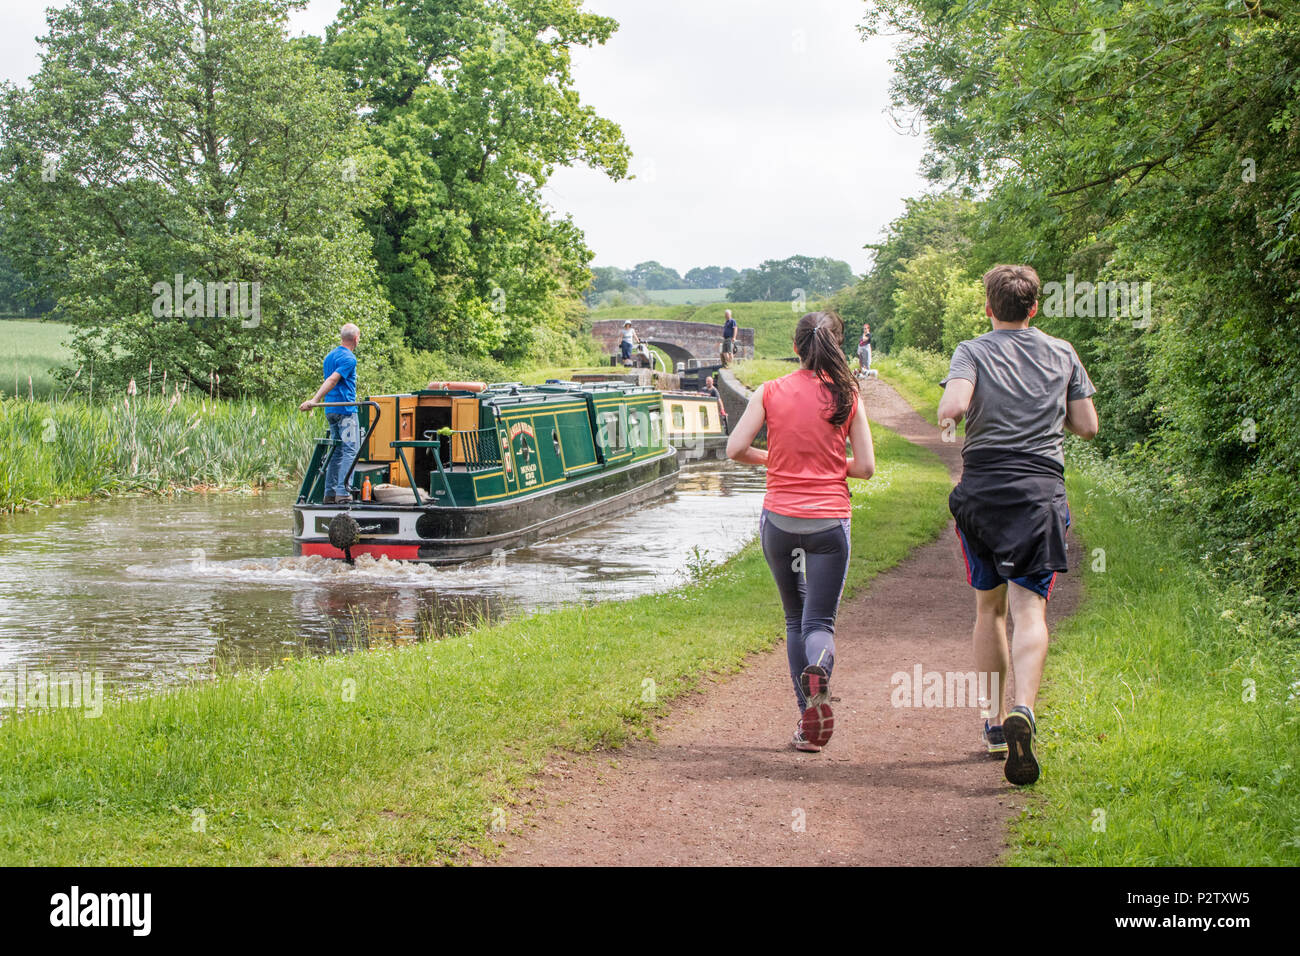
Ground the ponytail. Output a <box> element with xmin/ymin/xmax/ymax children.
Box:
<box><xmin>793</xmin><ymin>310</ymin><xmax>857</xmax><ymax>428</ymax></box>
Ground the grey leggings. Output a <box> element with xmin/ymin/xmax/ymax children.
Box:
<box><xmin>759</xmin><ymin>511</ymin><xmax>852</xmax><ymax>713</ymax></box>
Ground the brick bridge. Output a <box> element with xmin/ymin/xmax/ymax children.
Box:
<box><xmin>590</xmin><ymin>317</ymin><xmax>755</xmax><ymax>366</ymax></box>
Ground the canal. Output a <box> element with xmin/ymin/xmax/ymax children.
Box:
<box><xmin>0</xmin><ymin>460</ymin><xmax>765</xmax><ymax>695</ymax></box>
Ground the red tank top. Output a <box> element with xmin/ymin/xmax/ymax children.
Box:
<box><xmin>761</xmin><ymin>369</ymin><xmax>856</xmax><ymax>518</ymax></box>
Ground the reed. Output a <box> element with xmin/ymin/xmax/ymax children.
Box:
<box><xmin>0</xmin><ymin>392</ymin><xmax>316</xmax><ymax>512</ymax></box>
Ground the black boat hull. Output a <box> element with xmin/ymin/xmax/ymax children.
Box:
<box><xmin>293</xmin><ymin>448</ymin><xmax>679</xmax><ymax>564</ymax></box>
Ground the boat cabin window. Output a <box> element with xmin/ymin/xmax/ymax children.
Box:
<box><xmin>670</xmin><ymin>404</ymin><xmax>685</xmax><ymax>430</ymax></box>
<box><xmin>552</xmin><ymin>428</ymin><xmax>561</xmax><ymax>455</ymax></box>
<box><xmin>601</xmin><ymin>410</ymin><xmax>624</xmax><ymax>451</ymax></box>
<box><xmin>627</xmin><ymin>409</ymin><xmax>645</xmax><ymax>446</ymax></box>
<box><xmin>649</xmin><ymin>410</ymin><xmax>662</xmax><ymax>446</ymax></box>
<box><xmin>699</xmin><ymin>405</ymin><xmax>710</xmax><ymax>429</ymax></box>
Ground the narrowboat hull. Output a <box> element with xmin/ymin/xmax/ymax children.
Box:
<box><xmin>293</xmin><ymin>446</ymin><xmax>678</xmax><ymax>564</ymax></box>
<box><xmin>671</xmin><ymin>434</ymin><xmax>729</xmax><ymax>462</ymax></box>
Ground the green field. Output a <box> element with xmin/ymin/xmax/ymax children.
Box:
<box><xmin>0</xmin><ymin>423</ymin><xmax>952</xmax><ymax>864</ymax></box>
<box><xmin>645</xmin><ymin>288</ymin><xmax>730</xmax><ymax>305</ymax></box>
<box><xmin>0</xmin><ymin>319</ymin><xmax>74</xmax><ymax>399</ymax></box>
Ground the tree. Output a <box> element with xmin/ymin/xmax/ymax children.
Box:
<box><xmin>0</xmin><ymin>0</ymin><xmax>395</xmax><ymax>399</ymax></box>
<box><xmin>0</xmin><ymin>252</ymin><xmax>54</xmax><ymax>316</ymax></box>
<box><xmin>940</xmin><ymin>275</ymin><xmax>987</xmax><ymax>354</ymax></box>
<box><xmin>891</xmin><ymin>249</ymin><xmax>951</xmax><ymax>353</ymax></box>
<box><xmin>322</xmin><ymin>0</ymin><xmax>630</xmax><ymax>359</ymax></box>
<box><xmin>840</xmin><ymin>194</ymin><xmax>978</xmax><ymax>352</ymax></box>
<box><xmin>727</xmin><ymin>255</ymin><xmax>855</xmax><ymax>302</ymax></box>
<box><xmin>684</xmin><ymin>265</ymin><xmax>738</xmax><ymax>289</ymax></box>
<box><xmin>589</xmin><ymin>266</ymin><xmax>630</xmax><ymax>295</ymax></box>
<box><xmin>867</xmin><ymin>0</ymin><xmax>1300</xmax><ymax>583</ymax></box>
<box><xmin>628</xmin><ymin>260</ymin><xmax>682</xmax><ymax>290</ymax></box>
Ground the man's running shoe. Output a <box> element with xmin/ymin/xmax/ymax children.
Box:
<box><xmin>799</xmin><ymin>665</ymin><xmax>834</xmax><ymax>747</ymax></box>
<box><xmin>983</xmin><ymin>720</ymin><xmax>1008</xmax><ymax>758</ymax></box>
<box><xmin>792</xmin><ymin>726</ymin><xmax>822</xmax><ymax>753</ymax></box>
<box><xmin>1002</xmin><ymin>705</ymin><xmax>1039</xmax><ymax>785</ymax></box>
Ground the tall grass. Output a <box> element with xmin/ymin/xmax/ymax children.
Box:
<box><xmin>0</xmin><ymin>393</ymin><xmax>315</xmax><ymax>511</ymax></box>
<box><xmin>1008</xmin><ymin>458</ymin><xmax>1300</xmax><ymax>865</ymax></box>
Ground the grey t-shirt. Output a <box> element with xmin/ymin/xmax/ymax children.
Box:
<box><xmin>940</xmin><ymin>327</ymin><xmax>1096</xmax><ymax>465</ymax></box>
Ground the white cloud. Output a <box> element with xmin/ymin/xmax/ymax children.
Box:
<box><xmin>542</xmin><ymin>0</ymin><xmax>930</xmax><ymax>274</ymax></box>
<box><xmin>1</xmin><ymin>0</ymin><xmax>927</xmax><ymax>274</ymax></box>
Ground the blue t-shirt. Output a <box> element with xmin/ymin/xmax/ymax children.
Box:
<box><xmin>722</xmin><ymin>317</ymin><xmax>737</xmax><ymax>339</ymax></box>
<box><xmin>323</xmin><ymin>345</ymin><xmax>358</xmax><ymax>414</ymax></box>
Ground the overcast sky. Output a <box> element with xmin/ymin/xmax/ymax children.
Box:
<box><xmin>1</xmin><ymin>0</ymin><xmax>929</xmax><ymax>275</ymax></box>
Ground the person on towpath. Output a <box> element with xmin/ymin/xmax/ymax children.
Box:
<box><xmin>727</xmin><ymin>310</ymin><xmax>875</xmax><ymax>752</ymax></box>
<box><xmin>938</xmin><ymin>264</ymin><xmax>1099</xmax><ymax>786</ymax></box>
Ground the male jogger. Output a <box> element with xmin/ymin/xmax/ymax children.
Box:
<box><xmin>938</xmin><ymin>265</ymin><xmax>1099</xmax><ymax>785</ymax></box>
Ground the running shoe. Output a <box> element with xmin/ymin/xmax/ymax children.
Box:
<box><xmin>983</xmin><ymin>720</ymin><xmax>1008</xmax><ymax>758</ymax></box>
<box><xmin>1002</xmin><ymin>705</ymin><xmax>1039</xmax><ymax>786</ymax></box>
<box><xmin>799</xmin><ymin>665</ymin><xmax>834</xmax><ymax>747</ymax></box>
<box><xmin>792</xmin><ymin>726</ymin><xmax>822</xmax><ymax>753</ymax></box>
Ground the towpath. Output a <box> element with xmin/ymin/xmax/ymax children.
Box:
<box><xmin>491</xmin><ymin>378</ymin><xmax>1082</xmax><ymax>865</ymax></box>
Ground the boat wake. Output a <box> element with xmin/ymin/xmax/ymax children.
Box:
<box><xmin>127</xmin><ymin>552</ymin><xmax>516</xmax><ymax>589</ymax></box>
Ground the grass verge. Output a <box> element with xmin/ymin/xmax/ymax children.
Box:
<box><xmin>1007</xmin><ymin>463</ymin><xmax>1300</xmax><ymax>865</ymax></box>
<box><xmin>730</xmin><ymin>358</ymin><xmax>798</xmax><ymax>390</ymax></box>
<box><xmin>0</xmin><ymin>422</ymin><xmax>952</xmax><ymax>864</ymax></box>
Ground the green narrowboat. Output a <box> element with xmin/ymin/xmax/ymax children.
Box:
<box><xmin>293</xmin><ymin>380</ymin><xmax>679</xmax><ymax>564</ymax></box>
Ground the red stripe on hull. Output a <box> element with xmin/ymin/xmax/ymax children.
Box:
<box><xmin>301</xmin><ymin>542</ymin><xmax>421</xmax><ymax>561</ymax></box>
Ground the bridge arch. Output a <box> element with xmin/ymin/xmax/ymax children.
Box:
<box><xmin>589</xmin><ymin>318</ymin><xmax>755</xmax><ymax>365</ymax></box>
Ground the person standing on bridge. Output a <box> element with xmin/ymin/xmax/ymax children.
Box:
<box><xmin>938</xmin><ymin>265</ymin><xmax>1098</xmax><ymax>786</ymax></box>
<box><xmin>720</xmin><ymin>309</ymin><xmax>737</xmax><ymax>367</ymax></box>
<box><xmin>619</xmin><ymin>321</ymin><xmax>639</xmax><ymax>365</ymax></box>
<box><xmin>299</xmin><ymin>323</ymin><xmax>361</xmax><ymax>504</ymax></box>
<box><xmin>727</xmin><ymin>311</ymin><xmax>875</xmax><ymax>752</ymax></box>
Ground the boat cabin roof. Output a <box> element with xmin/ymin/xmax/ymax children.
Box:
<box><xmin>368</xmin><ymin>380</ymin><xmax>661</xmax><ymax>408</ymax></box>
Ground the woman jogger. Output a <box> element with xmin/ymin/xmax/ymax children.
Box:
<box><xmin>727</xmin><ymin>310</ymin><xmax>875</xmax><ymax>751</ymax></box>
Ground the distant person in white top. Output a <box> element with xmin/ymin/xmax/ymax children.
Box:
<box><xmin>620</xmin><ymin>321</ymin><xmax>639</xmax><ymax>364</ymax></box>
